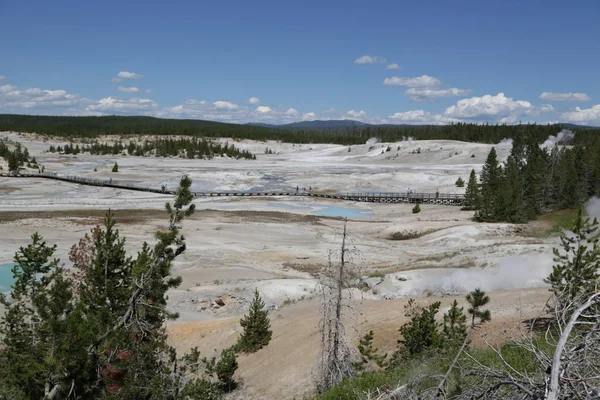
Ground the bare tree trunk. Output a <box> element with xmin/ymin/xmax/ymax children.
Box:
<box><xmin>547</xmin><ymin>292</ymin><xmax>600</xmax><ymax>400</ymax></box>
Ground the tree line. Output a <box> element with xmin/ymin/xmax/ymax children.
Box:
<box><xmin>461</xmin><ymin>132</ymin><xmax>600</xmax><ymax>223</ymax></box>
<box><xmin>47</xmin><ymin>138</ymin><xmax>256</xmax><ymax>160</ymax></box>
<box><xmin>2</xmin><ymin>114</ymin><xmax>600</xmax><ymax>146</ymax></box>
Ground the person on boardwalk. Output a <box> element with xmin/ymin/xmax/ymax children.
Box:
<box><xmin>436</xmin><ymin>189</ymin><xmax>439</xmax><ymax>199</ymax></box>
<box><xmin>296</xmin><ymin>185</ymin><xmax>299</xmax><ymax>193</ymax></box>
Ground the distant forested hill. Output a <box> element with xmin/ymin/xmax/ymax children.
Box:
<box><xmin>1</xmin><ymin>114</ymin><xmax>599</xmax><ymax>145</ymax></box>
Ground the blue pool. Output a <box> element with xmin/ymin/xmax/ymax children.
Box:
<box><xmin>0</xmin><ymin>263</ymin><xmax>14</xmax><ymax>292</ymax></box>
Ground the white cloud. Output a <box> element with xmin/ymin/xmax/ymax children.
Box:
<box><xmin>383</xmin><ymin>75</ymin><xmax>442</xmax><ymax>88</ymax></box>
<box><xmin>213</xmin><ymin>100</ymin><xmax>239</xmax><ymax>110</ymax></box>
<box><xmin>389</xmin><ymin>110</ymin><xmax>454</xmax><ymax>125</ymax></box>
<box><xmin>345</xmin><ymin>110</ymin><xmax>367</xmax><ymax>119</ymax></box>
<box><xmin>118</xmin><ymin>86</ymin><xmax>140</xmax><ymax>93</ymax></box>
<box><xmin>117</xmin><ymin>71</ymin><xmax>143</xmax><ymax>80</ymax></box>
<box><xmin>302</xmin><ymin>112</ymin><xmax>316</xmax><ymax>120</ymax></box>
<box><xmin>0</xmin><ymin>76</ymin><xmax>6</xmax><ymax>81</ymax></box>
<box><xmin>385</xmin><ymin>64</ymin><xmax>402</xmax><ymax>70</ymax></box>
<box><xmin>110</xmin><ymin>78</ymin><xmax>123</xmax><ymax>83</ymax></box>
<box><xmin>406</xmin><ymin>87</ymin><xmax>472</xmax><ymax>102</ymax></box>
<box><xmin>559</xmin><ymin>104</ymin><xmax>600</xmax><ymax>125</ymax></box>
<box><xmin>87</xmin><ymin>96</ymin><xmax>157</xmax><ymax>113</ymax></box>
<box><xmin>354</xmin><ymin>55</ymin><xmax>387</xmax><ymax>64</ymax></box>
<box><xmin>0</xmin><ymin>84</ymin><xmax>89</xmax><ymax>110</ymax></box>
<box><xmin>285</xmin><ymin>108</ymin><xmax>299</xmax><ymax>116</ymax></box>
<box><xmin>248</xmin><ymin>97</ymin><xmax>260</xmax><ymax>105</ymax></box>
<box><xmin>256</xmin><ymin>105</ymin><xmax>272</xmax><ymax>113</ymax></box>
<box><xmin>539</xmin><ymin>92</ymin><xmax>591</xmax><ymax>102</ymax></box>
<box><xmin>443</xmin><ymin>92</ymin><xmax>550</xmax><ymax>123</ymax></box>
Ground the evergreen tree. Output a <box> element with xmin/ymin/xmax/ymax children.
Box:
<box><xmin>464</xmin><ymin>169</ymin><xmax>481</xmax><ymax>211</ymax></box>
<box><xmin>396</xmin><ymin>300</ymin><xmax>442</xmax><ymax>357</ymax></box>
<box><xmin>112</xmin><ymin>162</ymin><xmax>119</xmax><ymax>172</ymax></box>
<box><xmin>412</xmin><ymin>204</ymin><xmax>421</xmax><ymax>214</ymax></box>
<box><xmin>442</xmin><ymin>300</ymin><xmax>468</xmax><ymax>345</ymax></box>
<box><xmin>544</xmin><ymin>208</ymin><xmax>600</xmax><ymax>307</ymax></box>
<box><xmin>0</xmin><ymin>233</ymin><xmax>72</xmax><ymax>399</ymax></box>
<box><xmin>455</xmin><ymin>177</ymin><xmax>465</xmax><ymax>187</ymax></box>
<box><xmin>476</xmin><ymin>148</ymin><xmax>502</xmax><ymax>221</ymax></box>
<box><xmin>353</xmin><ymin>330</ymin><xmax>388</xmax><ymax>371</ymax></box>
<box><xmin>236</xmin><ymin>288</ymin><xmax>272</xmax><ymax>352</ymax></box>
<box><xmin>466</xmin><ymin>289</ymin><xmax>491</xmax><ymax>327</ymax></box>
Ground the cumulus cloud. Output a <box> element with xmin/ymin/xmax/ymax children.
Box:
<box><xmin>302</xmin><ymin>112</ymin><xmax>316</xmax><ymax>120</ymax></box>
<box><xmin>213</xmin><ymin>100</ymin><xmax>239</xmax><ymax>110</ymax></box>
<box><xmin>385</xmin><ymin>63</ymin><xmax>402</xmax><ymax>70</ymax></box>
<box><xmin>443</xmin><ymin>92</ymin><xmax>551</xmax><ymax>123</ymax></box>
<box><xmin>0</xmin><ymin>84</ymin><xmax>89</xmax><ymax>110</ymax></box>
<box><xmin>354</xmin><ymin>55</ymin><xmax>387</xmax><ymax>64</ymax></box>
<box><xmin>406</xmin><ymin>87</ymin><xmax>472</xmax><ymax>102</ymax></box>
<box><xmin>388</xmin><ymin>109</ymin><xmax>454</xmax><ymax>125</ymax></box>
<box><xmin>117</xmin><ymin>71</ymin><xmax>143</xmax><ymax>80</ymax></box>
<box><xmin>256</xmin><ymin>105</ymin><xmax>272</xmax><ymax>113</ymax></box>
<box><xmin>248</xmin><ymin>97</ymin><xmax>260</xmax><ymax>105</ymax></box>
<box><xmin>285</xmin><ymin>108</ymin><xmax>299</xmax><ymax>116</ymax></box>
<box><xmin>539</xmin><ymin>92</ymin><xmax>591</xmax><ymax>102</ymax></box>
<box><xmin>345</xmin><ymin>110</ymin><xmax>367</xmax><ymax>119</ymax></box>
<box><xmin>383</xmin><ymin>75</ymin><xmax>442</xmax><ymax>88</ymax></box>
<box><xmin>87</xmin><ymin>97</ymin><xmax>157</xmax><ymax>113</ymax></box>
<box><xmin>118</xmin><ymin>86</ymin><xmax>140</xmax><ymax>93</ymax></box>
<box><xmin>559</xmin><ymin>104</ymin><xmax>600</xmax><ymax>126</ymax></box>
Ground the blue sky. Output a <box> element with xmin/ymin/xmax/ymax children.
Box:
<box><xmin>1</xmin><ymin>0</ymin><xmax>599</xmax><ymax>125</ymax></box>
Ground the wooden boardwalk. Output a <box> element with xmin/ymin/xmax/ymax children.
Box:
<box><xmin>0</xmin><ymin>173</ymin><xmax>465</xmax><ymax>206</ymax></box>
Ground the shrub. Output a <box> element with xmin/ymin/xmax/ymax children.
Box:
<box><xmin>412</xmin><ymin>204</ymin><xmax>421</xmax><ymax>214</ymax></box>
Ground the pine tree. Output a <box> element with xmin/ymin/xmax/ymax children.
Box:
<box><xmin>0</xmin><ymin>233</ymin><xmax>72</xmax><ymax>399</ymax></box>
<box><xmin>455</xmin><ymin>177</ymin><xmax>465</xmax><ymax>187</ymax></box>
<box><xmin>354</xmin><ymin>330</ymin><xmax>388</xmax><ymax>371</ymax></box>
<box><xmin>466</xmin><ymin>289</ymin><xmax>491</xmax><ymax>327</ymax></box>
<box><xmin>464</xmin><ymin>169</ymin><xmax>481</xmax><ymax>211</ymax></box>
<box><xmin>477</xmin><ymin>148</ymin><xmax>502</xmax><ymax>221</ymax></box>
<box><xmin>442</xmin><ymin>300</ymin><xmax>468</xmax><ymax>345</ymax></box>
<box><xmin>412</xmin><ymin>204</ymin><xmax>421</xmax><ymax>214</ymax></box>
<box><xmin>236</xmin><ymin>288</ymin><xmax>272</xmax><ymax>352</ymax></box>
<box><xmin>112</xmin><ymin>162</ymin><xmax>119</xmax><ymax>172</ymax></box>
<box><xmin>544</xmin><ymin>208</ymin><xmax>600</xmax><ymax>307</ymax></box>
<box><xmin>396</xmin><ymin>300</ymin><xmax>442</xmax><ymax>357</ymax></box>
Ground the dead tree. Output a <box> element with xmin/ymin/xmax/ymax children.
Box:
<box><xmin>316</xmin><ymin>220</ymin><xmax>359</xmax><ymax>392</ymax></box>
<box><xmin>459</xmin><ymin>290</ymin><xmax>600</xmax><ymax>399</ymax></box>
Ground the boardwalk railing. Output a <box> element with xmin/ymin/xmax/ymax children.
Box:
<box><xmin>0</xmin><ymin>173</ymin><xmax>465</xmax><ymax>206</ymax></box>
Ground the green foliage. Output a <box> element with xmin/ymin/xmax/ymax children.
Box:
<box><xmin>353</xmin><ymin>331</ymin><xmax>388</xmax><ymax>372</ymax></box>
<box><xmin>544</xmin><ymin>208</ymin><xmax>600</xmax><ymax>305</ymax></box>
<box><xmin>466</xmin><ymin>289</ymin><xmax>491</xmax><ymax>327</ymax></box>
<box><xmin>49</xmin><ymin>138</ymin><xmax>255</xmax><ymax>160</ymax></box>
<box><xmin>215</xmin><ymin>347</ymin><xmax>239</xmax><ymax>391</ymax></box>
<box><xmin>0</xmin><ymin>176</ymin><xmax>238</xmax><ymax>398</ymax></box>
<box><xmin>412</xmin><ymin>204</ymin><xmax>421</xmax><ymax>214</ymax></box>
<box><xmin>455</xmin><ymin>177</ymin><xmax>465</xmax><ymax>187</ymax></box>
<box><xmin>112</xmin><ymin>161</ymin><xmax>118</xmax><ymax>172</ymax></box>
<box><xmin>236</xmin><ymin>288</ymin><xmax>272</xmax><ymax>352</ymax></box>
<box><xmin>0</xmin><ymin>140</ymin><xmax>31</xmax><ymax>174</ymax></box>
<box><xmin>442</xmin><ymin>300</ymin><xmax>468</xmax><ymax>345</ymax></box>
<box><xmin>394</xmin><ymin>299</ymin><xmax>442</xmax><ymax>359</ymax></box>
<box><xmin>463</xmin><ymin>169</ymin><xmax>480</xmax><ymax>211</ymax></box>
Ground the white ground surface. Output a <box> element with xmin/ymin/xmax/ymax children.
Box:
<box><xmin>0</xmin><ymin>132</ymin><xmax>557</xmax><ymax>399</ymax></box>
